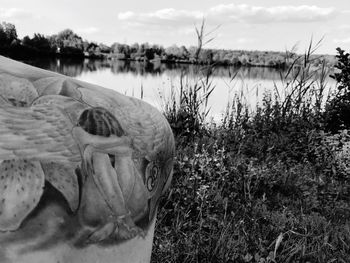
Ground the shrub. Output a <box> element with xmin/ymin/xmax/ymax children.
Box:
<box><xmin>153</xmin><ymin>44</ymin><xmax>350</xmax><ymax>263</ymax></box>
<box><xmin>324</xmin><ymin>48</ymin><xmax>350</xmax><ymax>132</ymax></box>
<box><xmin>153</xmin><ymin>131</ymin><xmax>350</xmax><ymax>262</ymax></box>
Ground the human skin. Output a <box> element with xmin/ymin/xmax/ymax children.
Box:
<box><xmin>0</xmin><ymin>55</ymin><xmax>175</xmax><ymax>262</ymax></box>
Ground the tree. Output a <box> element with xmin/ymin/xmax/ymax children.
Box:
<box><xmin>199</xmin><ymin>49</ymin><xmax>213</xmax><ymax>64</ymax></box>
<box><xmin>22</xmin><ymin>35</ymin><xmax>31</xmax><ymax>46</ymax></box>
<box><xmin>111</xmin><ymin>42</ymin><xmax>125</xmax><ymax>54</ymax></box>
<box><xmin>151</xmin><ymin>44</ymin><xmax>164</xmax><ymax>57</ymax></box>
<box><xmin>188</xmin><ymin>46</ymin><xmax>198</xmax><ymax>61</ymax></box>
<box><xmin>3</xmin><ymin>22</ymin><xmax>17</xmax><ymax>42</ymax></box>
<box><xmin>324</xmin><ymin>48</ymin><xmax>350</xmax><ymax>132</ymax></box>
<box><xmin>30</xmin><ymin>34</ymin><xmax>52</xmax><ymax>52</ymax></box>
<box><xmin>178</xmin><ymin>46</ymin><xmax>189</xmax><ymax>59</ymax></box>
<box><xmin>0</xmin><ymin>22</ymin><xmax>18</xmax><ymax>46</ymax></box>
<box><xmin>130</xmin><ymin>43</ymin><xmax>139</xmax><ymax>54</ymax></box>
<box><xmin>165</xmin><ymin>45</ymin><xmax>182</xmax><ymax>59</ymax></box>
<box><xmin>86</xmin><ymin>42</ymin><xmax>99</xmax><ymax>54</ymax></box>
<box><xmin>230</xmin><ymin>56</ymin><xmax>241</xmax><ymax>66</ymax></box>
<box><xmin>52</xmin><ymin>29</ymin><xmax>84</xmax><ymax>56</ymax></box>
<box><xmin>98</xmin><ymin>43</ymin><xmax>110</xmax><ymax>53</ymax></box>
<box><xmin>331</xmin><ymin>48</ymin><xmax>350</xmax><ymax>95</ymax></box>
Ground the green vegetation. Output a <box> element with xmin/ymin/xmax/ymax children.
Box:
<box><xmin>0</xmin><ymin>21</ymin><xmax>336</xmax><ymax>68</ymax></box>
<box><xmin>0</xmin><ymin>22</ymin><xmax>110</xmax><ymax>59</ymax></box>
<box><xmin>152</xmin><ymin>47</ymin><xmax>350</xmax><ymax>262</ymax></box>
<box><xmin>325</xmin><ymin>48</ymin><xmax>350</xmax><ymax>133</ymax></box>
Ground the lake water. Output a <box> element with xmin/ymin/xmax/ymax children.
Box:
<box><xmin>23</xmin><ymin>58</ymin><xmax>336</xmax><ymax>121</ymax></box>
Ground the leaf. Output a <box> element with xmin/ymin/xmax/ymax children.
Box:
<box><xmin>0</xmin><ymin>160</ymin><xmax>45</xmax><ymax>231</ymax></box>
<box><xmin>244</xmin><ymin>253</ymin><xmax>253</xmax><ymax>262</ymax></box>
<box><xmin>274</xmin><ymin>232</ymin><xmax>284</xmax><ymax>259</ymax></box>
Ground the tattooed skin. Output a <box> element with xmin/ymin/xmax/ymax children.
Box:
<box><xmin>0</xmin><ymin>55</ymin><xmax>175</xmax><ymax>251</ymax></box>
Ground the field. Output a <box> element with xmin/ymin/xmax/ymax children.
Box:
<box><xmin>152</xmin><ymin>47</ymin><xmax>350</xmax><ymax>263</ymax></box>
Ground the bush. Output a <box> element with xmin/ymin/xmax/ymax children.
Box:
<box><xmin>324</xmin><ymin>48</ymin><xmax>350</xmax><ymax>132</ymax></box>
<box><xmin>153</xmin><ymin>45</ymin><xmax>350</xmax><ymax>262</ymax></box>
<box><xmin>153</xmin><ymin>130</ymin><xmax>350</xmax><ymax>262</ymax></box>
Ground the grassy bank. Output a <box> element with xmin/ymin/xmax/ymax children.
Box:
<box><xmin>152</xmin><ymin>47</ymin><xmax>350</xmax><ymax>262</ymax></box>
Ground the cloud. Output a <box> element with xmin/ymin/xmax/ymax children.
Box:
<box><xmin>0</xmin><ymin>8</ymin><xmax>37</xmax><ymax>22</ymax></box>
<box><xmin>333</xmin><ymin>37</ymin><xmax>350</xmax><ymax>44</ymax></box>
<box><xmin>339</xmin><ymin>25</ymin><xmax>350</xmax><ymax>31</ymax></box>
<box><xmin>236</xmin><ymin>38</ymin><xmax>255</xmax><ymax>44</ymax></box>
<box><xmin>118</xmin><ymin>4</ymin><xmax>336</xmax><ymax>29</ymax></box>
<box><xmin>118</xmin><ymin>8</ymin><xmax>203</xmax><ymax>28</ymax></box>
<box><xmin>209</xmin><ymin>4</ymin><xmax>336</xmax><ymax>23</ymax></box>
<box><xmin>118</xmin><ymin>11</ymin><xmax>135</xmax><ymax>20</ymax></box>
<box><xmin>76</xmin><ymin>27</ymin><xmax>99</xmax><ymax>34</ymax></box>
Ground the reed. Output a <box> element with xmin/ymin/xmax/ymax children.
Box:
<box><xmin>153</xmin><ymin>44</ymin><xmax>350</xmax><ymax>263</ymax></box>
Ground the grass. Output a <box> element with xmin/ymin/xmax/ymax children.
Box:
<box><xmin>151</xmin><ymin>45</ymin><xmax>350</xmax><ymax>262</ymax></box>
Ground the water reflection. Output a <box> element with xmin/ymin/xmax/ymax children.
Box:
<box><xmin>21</xmin><ymin>58</ymin><xmax>111</xmax><ymax>77</ymax></box>
<box><xmin>23</xmin><ymin>58</ymin><xmax>285</xmax><ymax>80</ymax></box>
<box><xmin>21</xmin><ymin>58</ymin><xmax>335</xmax><ymax>121</ymax></box>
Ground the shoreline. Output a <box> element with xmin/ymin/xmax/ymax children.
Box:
<box><xmin>0</xmin><ymin>48</ymin><xmax>289</xmax><ymax>70</ymax></box>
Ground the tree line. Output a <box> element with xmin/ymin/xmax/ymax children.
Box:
<box><xmin>0</xmin><ymin>21</ymin><xmax>335</xmax><ymax>68</ymax></box>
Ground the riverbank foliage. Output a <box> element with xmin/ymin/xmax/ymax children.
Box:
<box><xmin>0</xmin><ymin>21</ymin><xmax>336</xmax><ymax>68</ymax></box>
<box><xmin>152</xmin><ymin>47</ymin><xmax>350</xmax><ymax>263</ymax></box>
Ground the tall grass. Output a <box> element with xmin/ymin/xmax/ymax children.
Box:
<box><xmin>161</xmin><ymin>66</ymin><xmax>215</xmax><ymax>141</ymax></box>
<box><xmin>152</xmin><ymin>44</ymin><xmax>350</xmax><ymax>263</ymax></box>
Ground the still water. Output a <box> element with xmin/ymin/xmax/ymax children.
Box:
<box><xmin>23</xmin><ymin>58</ymin><xmax>336</xmax><ymax>121</ymax></box>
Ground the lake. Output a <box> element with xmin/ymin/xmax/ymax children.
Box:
<box><xmin>22</xmin><ymin>58</ymin><xmax>336</xmax><ymax>121</ymax></box>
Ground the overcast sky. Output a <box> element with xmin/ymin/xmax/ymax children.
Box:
<box><xmin>1</xmin><ymin>0</ymin><xmax>349</xmax><ymax>54</ymax></box>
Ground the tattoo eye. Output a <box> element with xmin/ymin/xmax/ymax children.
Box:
<box><xmin>146</xmin><ymin>164</ymin><xmax>159</xmax><ymax>193</ymax></box>
<box><xmin>108</xmin><ymin>154</ymin><xmax>115</xmax><ymax>168</ymax></box>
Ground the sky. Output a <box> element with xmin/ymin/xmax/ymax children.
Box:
<box><xmin>0</xmin><ymin>0</ymin><xmax>349</xmax><ymax>54</ymax></box>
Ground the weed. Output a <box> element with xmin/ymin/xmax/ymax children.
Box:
<box><xmin>152</xmin><ymin>46</ymin><xmax>350</xmax><ymax>262</ymax></box>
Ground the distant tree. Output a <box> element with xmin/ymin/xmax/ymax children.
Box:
<box><xmin>123</xmin><ymin>45</ymin><xmax>131</xmax><ymax>58</ymax></box>
<box><xmin>3</xmin><ymin>22</ymin><xmax>17</xmax><ymax>42</ymax></box>
<box><xmin>0</xmin><ymin>25</ymin><xmax>7</xmax><ymax>45</ymax></box>
<box><xmin>151</xmin><ymin>44</ymin><xmax>164</xmax><ymax>57</ymax></box>
<box><xmin>130</xmin><ymin>43</ymin><xmax>139</xmax><ymax>54</ymax></box>
<box><xmin>231</xmin><ymin>56</ymin><xmax>241</xmax><ymax>66</ymax></box>
<box><xmin>179</xmin><ymin>46</ymin><xmax>189</xmax><ymax>59</ymax></box>
<box><xmin>98</xmin><ymin>43</ymin><xmax>110</xmax><ymax>53</ymax></box>
<box><xmin>188</xmin><ymin>46</ymin><xmax>197</xmax><ymax>61</ymax></box>
<box><xmin>111</xmin><ymin>42</ymin><xmax>124</xmax><ymax>54</ymax></box>
<box><xmin>52</xmin><ymin>29</ymin><xmax>84</xmax><ymax>56</ymax></box>
<box><xmin>86</xmin><ymin>42</ymin><xmax>99</xmax><ymax>54</ymax></box>
<box><xmin>239</xmin><ymin>55</ymin><xmax>249</xmax><ymax>66</ymax></box>
<box><xmin>82</xmin><ymin>40</ymin><xmax>89</xmax><ymax>52</ymax></box>
<box><xmin>144</xmin><ymin>48</ymin><xmax>154</xmax><ymax>60</ymax></box>
<box><xmin>138</xmin><ymin>43</ymin><xmax>146</xmax><ymax>55</ymax></box>
<box><xmin>22</xmin><ymin>35</ymin><xmax>31</xmax><ymax>46</ymax></box>
<box><xmin>165</xmin><ymin>45</ymin><xmax>182</xmax><ymax>59</ymax></box>
<box><xmin>30</xmin><ymin>34</ymin><xmax>52</xmax><ymax>52</ymax></box>
<box><xmin>199</xmin><ymin>49</ymin><xmax>213</xmax><ymax>64</ymax></box>
<box><xmin>267</xmin><ymin>59</ymin><xmax>276</xmax><ymax>67</ymax></box>
<box><xmin>0</xmin><ymin>22</ymin><xmax>18</xmax><ymax>46</ymax></box>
